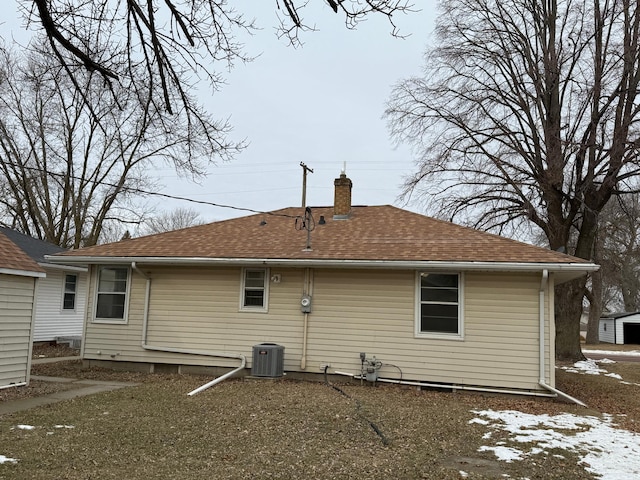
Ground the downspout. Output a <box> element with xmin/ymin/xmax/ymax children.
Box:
<box><xmin>131</xmin><ymin>262</ymin><xmax>246</xmax><ymax>396</ymax></box>
<box><xmin>537</xmin><ymin>269</ymin><xmax>587</xmax><ymax>407</ymax></box>
<box><xmin>26</xmin><ymin>276</ymin><xmax>39</xmax><ymax>386</ymax></box>
<box><xmin>300</xmin><ymin>268</ymin><xmax>314</xmax><ymax>369</ymax></box>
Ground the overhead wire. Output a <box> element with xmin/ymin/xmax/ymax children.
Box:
<box><xmin>0</xmin><ymin>160</ymin><xmax>303</xmax><ymax>220</ymax></box>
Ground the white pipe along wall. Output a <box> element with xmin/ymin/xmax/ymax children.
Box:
<box><xmin>131</xmin><ymin>262</ymin><xmax>246</xmax><ymax>396</ymax></box>
<box><xmin>537</xmin><ymin>269</ymin><xmax>586</xmax><ymax>407</ymax></box>
<box><xmin>300</xmin><ymin>268</ymin><xmax>314</xmax><ymax>369</ymax></box>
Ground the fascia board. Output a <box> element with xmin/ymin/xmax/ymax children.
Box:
<box><xmin>45</xmin><ymin>255</ymin><xmax>598</xmax><ymax>276</ymax></box>
<box><xmin>39</xmin><ymin>262</ymin><xmax>88</xmax><ymax>272</ymax></box>
<box><xmin>0</xmin><ymin>267</ymin><xmax>46</xmax><ymax>278</ymax></box>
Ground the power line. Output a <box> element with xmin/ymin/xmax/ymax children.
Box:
<box><xmin>0</xmin><ymin>161</ymin><xmax>302</xmax><ymax>220</ymax></box>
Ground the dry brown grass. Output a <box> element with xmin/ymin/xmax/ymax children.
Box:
<box><xmin>557</xmin><ymin>360</ymin><xmax>640</xmax><ymax>432</ymax></box>
<box><xmin>31</xmin><ymin>342</ymin><xmax>80</xmax><ymax>359</ymax></box>
<box><xmin>1</xmin><ymin>348</ymin><xmax>638</xmax><ymax>479</ymax></box>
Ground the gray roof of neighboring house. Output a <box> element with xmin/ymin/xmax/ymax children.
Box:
<box><xmin>0</xmin><ymin>227</ymin><xmax>66</xmax><ymax>264</ymax></box>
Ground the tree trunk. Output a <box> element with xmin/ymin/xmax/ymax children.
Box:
<box><xmin>586</xmin><ymin>270</ymin><xmax>602</xmax><ymax>345</ymax></box>
<box><xmin>555</xmin><ymin>278</ymin><xmax>587</xmax><ymax>361</ymax></box>
<box><xmin>586</xmin><ymin>224</ymin><xmax>604</xmax><ymax>345</ymax></box>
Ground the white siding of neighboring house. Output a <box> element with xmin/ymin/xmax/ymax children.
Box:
<box><xmin>0</xmin><ymin>274</ymin><xmax>37</xmax><ymax>388</ymax></box>
<box><xmin>81</xmin><ymin>266</ymin><xmax>554</xmax><ymax>392</ymax></box>
<box><xmin>33</xmin><ymin>268</ymin><xmax>87</xmax><ymax>342</ymax></box>
<box><xmin>599</xmin><ymin>318</ymin><xmax>616</xmax><ymax>344</ymax></box>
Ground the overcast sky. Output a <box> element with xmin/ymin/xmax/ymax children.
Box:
<box><xmin>2</xmin><ymin>3</ymin><xmax>437</xmax><ymax>222</ymax></box>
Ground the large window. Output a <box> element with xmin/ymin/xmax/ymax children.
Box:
<box><xmin>417</xmin><ymin>272</ymin><xmax>462</xmax><ymax>337</ymax></box>
<box><xmin>63</xmin><ymin>274</ymin><xmax>78</xmax><ymax>310</ymax></box>
<box><xmin>95</xmin><ymin>266</ymin><xmax>129</xmax><ymax>322</ymax></box>
<box><xmin>241</xmin><ymin>268</ymin><xmax>268</xmax><ymax>311</ymax></box>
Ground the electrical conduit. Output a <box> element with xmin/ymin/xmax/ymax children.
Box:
<box><xmin>300</xmin><ymin>268</ymin><xmax>314</xmax><ymax>369</ymax></box>
<box><xmin>132</xmin><ymin>262</ymin><xmax>246</xmax><ymax>396</ymax></box>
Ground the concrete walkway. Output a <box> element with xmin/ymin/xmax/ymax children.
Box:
<box><xmin>0</xmin><ymin>357</ymin><xmax>139</xmax><ymax>415</ymax></box>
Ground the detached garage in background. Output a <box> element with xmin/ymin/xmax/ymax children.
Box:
<box><xmin>599</xmin><ymin>312</ymin><xmax>640</xmax><ymax>345</ymax></box>
<box><xmin>0</xmin><ymin>230</ymin><xmax>45</xmax><ymax>390</ymax></box>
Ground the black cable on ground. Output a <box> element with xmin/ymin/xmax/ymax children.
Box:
<box><xmin>323</xmin><ymin>366</ymin><xmax>390</xmax><ymax>446</ymax></box>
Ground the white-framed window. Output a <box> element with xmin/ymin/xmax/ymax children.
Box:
<box><xmin>62</xmin><ymin>273</ymin><xmax>78</xmax><ymax>311</ymax></box>
<box><xmin>94</xmin><ymin>266</ymin><xmax>130</xmax><ymax>323</ymax></box>
<box><xmin>240</xmin><ymin>268</ymin><xmax>269</xmax><ymax>311</ymax></box>
<box><xmin>416</xmin><ymin>272</ymin><xmax>463</xmax><ymax>339</ymax></box>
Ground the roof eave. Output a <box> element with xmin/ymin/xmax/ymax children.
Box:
<box><xmin>45</xmin><ymin>255</ymin><xmax>598</xmax><ymax>281</ymax></box>
<box><xmin>38</xmin><ymin>262</ymin><xmax>88</xmax><ymax>273</ymax></box>
<box><xmin>0</xmin><ymin>267</ymin><xmax>46</xmax><ymax>278</ymax></box>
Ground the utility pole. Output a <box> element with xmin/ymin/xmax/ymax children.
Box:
<box><xmin>300</xmin><ymin>162</ymin><xmax>314</xmax><ymax>208</ymax></box>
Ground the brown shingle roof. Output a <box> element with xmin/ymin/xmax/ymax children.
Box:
<box><xmin>55</xmin><ymin>205</ymin><xmax>589</xmax><ymax>265</ymax></box>
<box><xmin>0</xmin><ymin>231</ymin><xmax>46</xmax><ymax>274</ymax></box>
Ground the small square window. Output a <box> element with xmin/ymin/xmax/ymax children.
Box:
<box><xmin>241</xmin><ymin>268</ymin><xmax>268</xmax><ymax>311</ymax></box>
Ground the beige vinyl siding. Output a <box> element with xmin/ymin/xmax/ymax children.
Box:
<box><xmin>306</xmin><ymin>270</ymin><xmax>550</xmax><ymax>391</ymax></box>
<box><xmin>0</xmin><ymin>274</ymin><xmax>36</xmax><ymax>387</ymax></box>
<box><xmin>82</xmin><ymin>265</ymin><xmax>553</xmax><ymax>391</ymax></box>
<box><xmin>33</xmin><ymin>268</ymin><xmax>87</xmax><ymax>341</ymax></box>
<box><xmin>83</xmin><ymin>266</ymin><xmax>306</xmax><ymax>370</ymax></box>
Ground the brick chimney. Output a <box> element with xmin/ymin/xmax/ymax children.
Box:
<box><xmin>333</xmin><ymin>172</ymin><xmax>352</xmax><ymax>219</ymax></box>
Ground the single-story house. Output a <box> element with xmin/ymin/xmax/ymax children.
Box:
<box><xmin>48</xmin><ymin>173</ymin><xmax>598</xmax><ymax>398</ymax></box>
<box><xmin>599</xmin><ymin>312</ymin><xmax>640</xmax><ymax>345</ymax></box>
<box><xmin>0</xmin><ymin>230</ymin><xmax>45</xmax><ymax>389</ymax></box>
<box><xmin>0</xmin><ymin>227</ymin><xmax>87</xmax><ymax>346</ymax></box>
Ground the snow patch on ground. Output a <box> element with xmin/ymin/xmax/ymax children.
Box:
<box><xmin>13</xmin><ymin>425</ymin><xmax>35</xmax><ymax>431</ymax></box>
<box><xmin>561</xmin><ymin>359</ymin><xmax>611</xmax><ymax>375</ymax></box>
<box><xmin>560</xmin><ymin>358</ymin><xmax>639</xmax><ymax>385</ymax></box>
<box><xmin>472</xmin><ymin>409</ymin><xmax>640</xmax><ymax>480</ymax></box>
<box><xmin>583</xmin><ymin>349</ymin><xmax>640</xmax><ymax>356</ymax></box>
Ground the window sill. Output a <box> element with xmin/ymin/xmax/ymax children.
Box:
<box><xmin>415</xmin><ymin>332</ymin><xmax>465</xmax><ymax>341</ymax></box>
<box><xmin>239</xmin><ymin>307</ymin><xmax>269</xmax><ymax>314</ymax></box>
<box><xmin>92</xmin><ymin>318</ymin><xmax>128</xmax><ymax>325</ymax></box>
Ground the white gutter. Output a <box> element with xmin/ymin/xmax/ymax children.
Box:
<box><xmin>49</xmin><ymin>255</ymin><xmax>598</xmax><ymax>274</ymax></box>
<box><xmin>0</xmin><ymin>267</ymin><xmax>45</xmax><ymax>278</ymax></box>
<box><xmin>38</xmin><ymin>262</ymin><xmax>88</xmax><ymax>273</ymax></box>
<box><xmin>333</xmin><ymin>371</ymin><xmax>556</xmax><ymax>398</ymax></box>
<box><xmin>131</xmin><ymin>262</ymin><xmax>246</xmax><ymax>396</ymax></box>
<box><xmin>537</xmin><ymin>269</ymin><xmax>587</xmax><ymax>407</ymax></box>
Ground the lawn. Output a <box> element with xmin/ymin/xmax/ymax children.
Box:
<box><xmin>0</xmin><ymin>357</ymin><xmax>639</xmax><ymax>480</ymax></box>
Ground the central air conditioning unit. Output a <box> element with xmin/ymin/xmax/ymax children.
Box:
<box><xmin>251</xmin><ymin>343</ymin><xmax>285</xmax><ymax>377</ymax></box>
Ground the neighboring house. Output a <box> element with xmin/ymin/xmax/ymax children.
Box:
<box><xmin>0</xmin><ymin>228</ymin><xmax>87</xmax><ymax>344</ymax></box>
<box><xmin>0</xmin><ymin>230</ymin><xmax>45</xmax><ymax>389</ymax></box>
<box><xmin>599</xmin><ymin>312</ymin><xmax>640</xmax><ymax>345</ymax></box>
<box><xmin>48</xmin><ymin>174</ymin><xmax>598</xmax><ymax>397</ymax></box>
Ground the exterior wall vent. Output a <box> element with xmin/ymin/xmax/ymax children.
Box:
<box><xmin>251</xmin><ymin>343</ymin><xmax>284</xmax><ymax>377</ymax></box>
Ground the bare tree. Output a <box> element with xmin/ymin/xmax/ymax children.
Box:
<box><xmin>17</xmin><ymin>0</ymin><xmax>413</xmax><ymax>118</ymax></box>
<box><xmin>141</xmin><ymin>207</ymin><xmax>205</xmax><ymax>235</ymax></box>
<box><xmin>386</xmin><ymin>0</ymin><xmax>640</xmax><ymax>360</ymax></box>
<box><xmin>0</xmin><ymin>40</ymin><xmax>233</xmax><ymax>248</ymax></box>
<box><xmin>601</xmin><ymin>194</ymin><xmax>640</xmax><ymax>312</ymax></box>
